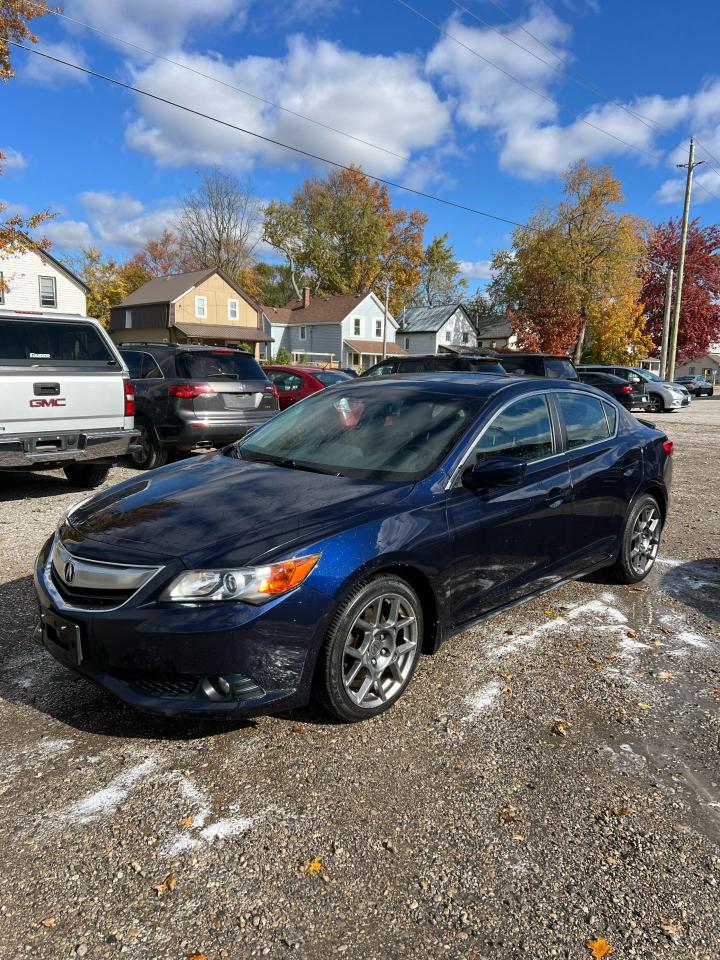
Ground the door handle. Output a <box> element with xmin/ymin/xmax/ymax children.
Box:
<box><xmin>545</xmin><ymin>486</ymin><xmax>569</xmax><ymax>508</ymax></box>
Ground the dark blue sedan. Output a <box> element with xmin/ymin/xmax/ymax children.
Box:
<box><xmin>34</xmin><ymin>374</ymin><xmax>673</xmax><ymax>721</ymax></box>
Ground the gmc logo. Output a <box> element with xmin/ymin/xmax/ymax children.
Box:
<box><xmin>29</xmin><ymin>398</ymin><xmax>66</xmax><ymax>408</ymax></box>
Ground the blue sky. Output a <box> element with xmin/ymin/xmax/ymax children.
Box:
<box><xmin>4</xmin><ymin>0</ymin><xmax>720</xmax><ymax>290</ymax></box>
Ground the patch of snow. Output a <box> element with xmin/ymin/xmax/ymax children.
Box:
<box><xmin>462</xmin><ymin>680</ymin><xmax>502</xmax><ymax>722</ymax></box>
<box><xmin>56</xmin><ymin>757</ymin><xmax>159</xmax><ymax>826</ymax></box>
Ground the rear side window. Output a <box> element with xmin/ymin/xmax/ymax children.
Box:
<box><xmin>544</xmin><ymin>358</ymin><xmax>577</xmax><ymax>379</ymax></box>
<box><xmin>474</xmin><ymin>394</ymin><xmax>554</xmax><ymax>463</ymax></box>
<box><xmin>602</xmin><ymin>401</ymin><xmax>617</xmax><ymax>434</ymax></box>
<box><xmin>467</xmin><ymin>359</ymin><xmax>506</xmax><ymax>374</ymax></box>
<box><xmin>500</xmin><ymin>356</ymin><xmax>543</xmax><ymax>376</ymax></box>
<box><xmin>175</xmin><ymin>350</ymin><xmax>265</xmax><ymax>381</ymax></box>
<box><xmin>140</xmin><ymin>353</ymin><xmax>163</xmax><ymax>379</ymax></box>
<box><xmin>0</xmin><ymin>319</ymin><xmax>115</xmax><ymax>366</ymax></box>
<box><xmin>432</xmin><ymin>357</ymin><xmax>466</xmax><ymax>371</ymax></box>
<box><xmin>366</xmin><ymin>361</ymin><xmax>398</xmax><ymax>376</ymax></box>
<box><xmin>557</xmin><ymin>393</ymin><xmax>611</xmax><ymax>448</ymax></box>
<box><xmin>399</xmin><ymin>359</ymin><xmax>428</xmax><ymax>373</ymax></box>
<box><xmin>121</xmin><ymin>350</ymin><xmax>143</xmax><ymax>378</ymax></box>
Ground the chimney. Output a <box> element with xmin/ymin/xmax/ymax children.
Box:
<box><xmin>302</xmin><ymin>286</ymin><xmax>311</xmax><ymax>309</ymax></box>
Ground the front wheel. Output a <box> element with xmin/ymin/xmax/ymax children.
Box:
<box><xmin>63</xmin><ymin>463</ymin><xmax>111</xmax><ymax>488</ymax></box>
<box><xmin>315</xmin><ymin>576</ymin><xmax>423</xmax><ymax>722</ymax></box>
<box><xmin>611</xmin><ymin>494</ymin><xmax>662</xmax><ymax>584</ymax></box>
<box><xmin>647</xmin><ymin>394</ymin><xmax>664</xmax><ymax>413</ymax></box>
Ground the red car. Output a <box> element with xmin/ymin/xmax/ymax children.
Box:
<box><xmin>263</xmin><ymin>365</ymin><xmax>353</xmax><ymax>410</ymax></box>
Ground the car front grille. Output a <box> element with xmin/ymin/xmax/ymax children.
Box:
<box><xmin>131</xmin><ymin>676</ymin><xmax>200</xmax><ymax>698</ymax></box>
<box><xmin>50</xmin><ymin>566</ymin><xmax>135</xmax><ymax>609</ymax></box>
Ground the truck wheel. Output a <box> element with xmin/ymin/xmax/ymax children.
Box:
<box><xmin>129</xmin><ymin>417</ymin><xmax>168</xmax><ymax>470</ymax></box>
<box><xmin>63</xmin><ymin>463</ymin><xmax>111</xmax><ymax>488</ymax></box>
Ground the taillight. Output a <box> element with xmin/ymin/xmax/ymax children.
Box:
<box><xmin>123</xmin><ymin>378</ymin><xmax>135</xmax><ymax>417</ymax></box>
<box><xmin>169</xmin><ymin>382</ymin><xmax>215</xmax><ymax>399</ymax></box>
<box><xmin>264</xmin><ymin>383</ymin><xmax>279</xmax><ymax>400</ymax></box>
<box><xmin>662</xmin><ymin>440</ymin><xmax>674</xmax><ymax>456</ymax></box>
<box><xmin>621</xmin><ymin>384</ymin><xmax>633</xmax><ymax>394</ymax></box>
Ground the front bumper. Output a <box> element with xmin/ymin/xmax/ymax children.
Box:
<box><xmin>0</xmin><ymin>429</ymin><xmax>138</xmax><ymax>470</ymax></box>
<box><xmin>33</xmin><ymin>535</ymin><xmax>330</xmax><ymax>716</ymax></box>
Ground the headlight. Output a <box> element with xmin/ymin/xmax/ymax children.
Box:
<box><xmin>161</xmin><ymin>554</ymin><xmax>321</xmax><ymax>603</ymax></box>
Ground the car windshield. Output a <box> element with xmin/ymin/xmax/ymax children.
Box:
<box><xmin>545</xmin><ymin>358</ymin><xmax>577</xmax><ymax>379</ymax></box>
<box><xmin>634</xmin><ymin>369</ymin><xmax>662</xmax><ymax>382</ymax></box>
<box><xmin>313</xmin><ymin>370</ymin><xmax>352</xmax><ymax>386</ymax></box>
<box><xmin>236</xmin><ymin>385</ymin><xmax>483</xmax><ymax>481</ymax></box>
<box><xmin>176</xmin><ymin>350</ymin><xmax>264</xmax><ymax>380</ymax></box>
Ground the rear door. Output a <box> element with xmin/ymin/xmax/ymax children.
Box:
<box><xmin>174</xmin><ymin>349</ymin><xmax>276</xmax><ymax>419</ymax></box>
<box><xmin>0</xmin><ymin>317</ymin><xmax>125</xmax><ymax>434</ymax></box>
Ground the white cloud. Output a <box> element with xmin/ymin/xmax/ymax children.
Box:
<box><xmin>21</xmin><ymin>41</ymin><xmax>89</xmax><ymax>86</ymax></box>
<box><xmin>459</xmin><ymin>259</ymin><xmax>493</xmax><ymax>281</ymax></box>
<box><xmin>1</xmin><ymin>147</ymin><xmax>26</xmax><ymax>171</ymax></box>
<box><xmin>64</xmin><ymin>0</ymin><xmax>246</xmax><ymax>51</ymax></box>
<box><xmin>123</xmin><ymin>37</ymin><xmax>451</xmax><ymax>179</ymax></box>
<box><xmin>42</xmin><ymin>219</ymin><xmax>94</xmax><ymax>250</ymax></box>
<box><xmin>38</xmin><ymin>193</ymin><xmax>179</xmax><ymax>252</ymax></box>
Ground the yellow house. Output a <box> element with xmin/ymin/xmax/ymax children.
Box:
<box><xmin>109</xmin><ymin>267</ymin><xmax>271</xmax><ymax>358</ymax></box>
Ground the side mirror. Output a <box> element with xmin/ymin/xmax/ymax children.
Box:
<box><xmin>463</xmin><ymin>456</ymin><xmax>527</xmax><ymax>491</ymax></box>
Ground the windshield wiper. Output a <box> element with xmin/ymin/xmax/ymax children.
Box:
<box><xmin>241</xmin><ymin>451</ymin><xmax>344</xmax><ymax>476</ymax></box>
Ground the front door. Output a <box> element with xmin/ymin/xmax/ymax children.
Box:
<box><xmin>447</xmin><ymin>393</ymin><xmax>574</xmax><ymax>626</ymax></box>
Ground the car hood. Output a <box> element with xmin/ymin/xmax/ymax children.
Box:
<box><xmin>69</xmin><ymin>452</ymin><xmax>414</xmax><ymax>567</ymax></box>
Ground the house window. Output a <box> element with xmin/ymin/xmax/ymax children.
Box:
<box><xmin>125</xmin><ymin>310</ymin><xmax>132</xmax><ymax>329</ymax></box>
<box><xmin>195</xmin><ymin>295</ymin><xmax>207</xmax><ymax>319</ymax></box>
<box><xmin>299</xmin><ymin>325</ymin><xmax>306</xmax><ymax>341</ymax></box>
<box><xmin>228</xmin><ymin>298</ymin><xmax>239</xmax><ymax>321</ymax></box>
<box><xmin>354</xmin><ymin>318</ymin><xmax>361</xmax><ymax>336</ymax></box>
<box><xmin>478</xmin><ymin>340</ymin><xmax>483</xmax><ymax>348</ymax></box>
<box><xmin>445</xmin><ymin>330</ymin><xmax>451</xmax><ymax>342</ymax></box>
<box><xmin>351</xmin><ymin>352</ymin><xmax>361</xmax><ymax>366</ymax></box>
<box><xmin>375</xmin><ymin>319</ymin><xmax>382</xmax><ymax>338</ymax></box>
<box><xmin>462</xmin><ymin>332</ymin><xmax>469</xmax><ymax>344</ymax></box>
<box><xmin>689</xmin><ymin>366</ymin><xmax>695</xmax><ymax>374</ymax></box>
<box><xmin>39</xmin><ymin>276</ymin><xmax>57</xmax><ymax>308</ymax></box>
<box><xmin>404</xmin><ymin>336</ymin><xmax>410</xmax><ymax>350</ymax></box>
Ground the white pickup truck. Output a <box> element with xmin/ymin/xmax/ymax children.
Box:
<box><xmin>0</xmin><ymin>310</ymin><xmax>137</xmax><ymax>487</ymax></box>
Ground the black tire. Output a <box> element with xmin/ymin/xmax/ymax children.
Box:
<box><xmin>315</xmin><ymin>575</ymin><xmax>424</xmax><ymax>722</ymax></box>
<box><xmin>63</xmin><ymin>463</ymin><xmax>111</xmax><ymax>488</ymax></box>
<box><xmin>129</xmin><ymin>417</ymin><xmax>168</xmax><ymax>470</ymax></box>
<box><xmin>647</xmin><ymin>394</ymin><xmax>664</xmax><ymax>413</ymax></box>
<box><xmin>611</xmin><ymin>493</ymin><xmax>662</xmax><ymax>584</ymax></box>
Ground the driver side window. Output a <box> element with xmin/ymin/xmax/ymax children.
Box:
<box><xmin>473</xmin><ymin>394</ymin><xmax>554</xmax><ymax>463</ymax></box>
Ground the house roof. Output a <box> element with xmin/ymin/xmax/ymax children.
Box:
<box><xmin>115</xmin><ymin>267</ymin><xmax>263</xmax><ymax>313</ymax></box>
<box><xmin>398</xmin><ymin>304</ymin><xmax>468</xmax><ymax>333</ymax></box>
<box><xmin>174</xmin><ymin>321</ymin><xmax>270</xmax><ymax>342</ymax></box>
<box><xmin>270</xmin><ymin>292</ymin><xmax>389</xmax><ymax>326</ymax></box>
<box><xmin>474</xmin><ymin>313</ymin><xmax>514</xmax><ymax>339</ymax></box>
<box><xmin>344</xmin><ymin>338</ymin><xmax>406</xmax><ymax>356</ymax></box>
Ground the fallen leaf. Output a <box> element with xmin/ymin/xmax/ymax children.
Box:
<box><xmin>657</xmin><ymin>671</ymin><xmax>674</xmax><ymax>681</ymax></box>
<box><xmin>511</xmin><ymin>834</ymin><xmax>525</xmax><ymax>842</ymax></box>
<box><xmin>39</xmin><ymin>918</ymin><xmax>55</xmax><ymax>928</ymax></box>
<box><xmin>626</xmin><ymin>628</ymin><xmax>637</xmax><ymax>639</ymax></box>
<box><xmin>543</xmin><ymin>609</ymin><xmax>556</xmax><ymax>617</ymax></box>
<box><xmin>153</xmin><ymin>873</ymin><xmax>177</xmax><ymax>897</ymax></box>
<box><xmin>710</xmin><ymin>688</ymin><xmax>720</xmax><ymax>699</ymax></box>
<box><xmin>497</xmin><ymin>806</ymin><xmax>520</xmax><ymax>823</ymax></box>
<box><xmin>552</xmin><ymin>719</ymin><xmax>571</xmax><ymax>737</ymax></box>
<box><xmin>291</xmin><ymin>723</ymin><xmax>303</xmax><ymax>734</ymax></box>
<box><xmin>575</xmin><ymin>641</ymin><xmax>587</xmax><ymax>649</ymax></box>
<box><xmin>589</xmin><ymin>659</ymin><xmax>605</xmax><ymax>669</ymax></box>
<box><xmin>637</xmin><ymin>702</ymin><xmax>651</xmax><ymax>711</ymax></box>
<box><xmin>651</xmin><ymin>638</ymin><xmax>663</xmax><ymax>647</ymax></box>
<box><xmin>179</xmin><ymin>815</ymin><xmax>194</xmax><ymax>828</ymax></box>
<box><xmin>500</xmin><ymin>685</ymin><xmax>512</xmax><ymax>695</ymax></box>
<box><xmin>498</xmin><ymin>671</ymin><xmax>513</xmax><ymax>681</ymax></box>
<box><xmin>630</xmin><ymin>585</ymin><xmax>647</xmax><ymax>593</ymax></box>
<box><xmin>586</xmin><ymin>936</ymin><xmax>613</xmax><ymax>958</ymax></box>
<box><xmin>300</xmin><ymin>857</ymin><xmax>324</xmax><ymax>875</ymax></box>
<box><xmin>187</xmin><ymin>954</ymin><xmax>209</xmax><ymax>960</ymax></box>
<box><xmin>610</xmin><ymin>807</ymin><xmax>630</xmax><ymax>817</ymax></box>
<box><xmin>660</xmin><ymin>919</ymin><xmax>681</xmax><ymax>940</ymax></box>
<box><xmin>605</xmin><ymin>654</ymin><xmax>618</xmax><ymax>662</ymax></box>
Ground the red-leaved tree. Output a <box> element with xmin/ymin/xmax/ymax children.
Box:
<box><xmin>641</xmin><ymin>219</ymin><xmax>720</xmax><ymax>361</ymax></box>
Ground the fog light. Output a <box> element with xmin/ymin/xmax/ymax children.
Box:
<box><xmin>217</xmin><ymin>676</ymin><xmax>231</xmax><ymax>696</ymax></box>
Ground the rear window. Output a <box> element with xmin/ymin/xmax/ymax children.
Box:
<box><xmin>466</xmin><ymin>359</ymin><xmax>506</xmax><ymax>374</ymax></box>
<box><xmin>499</xmin><ymin>356</ymin><xmax>543</xmax><ymax>376</ymax></box>
<box><xmin>175</xmin><ymin>350</ymin><xmax>265</xmax><ymax>381</ymax></box>
<box><xmin>0</xmin><ymin>319</ymin><xmax>116</xmax><ymax>367</ymax></box>
<box><xmin>544</xmin><ymin>358</ymin><xmax>577</xmax><ymax>379</ymax></box>
<box><xmin>314</xmin><ymin>370</ymin><xmax>351</xmax><ymax>386</ymax></box>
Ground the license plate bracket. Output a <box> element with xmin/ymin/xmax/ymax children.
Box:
<box><xmin>41</xmin><ymin>610</ymin><xmax>83</xmax><ymax>666</ymax></box>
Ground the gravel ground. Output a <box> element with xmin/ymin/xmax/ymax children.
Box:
<box><xmin>1</xmin><ymin>400</ymin><xmax>719</xmax><ymax>960</ymax></box>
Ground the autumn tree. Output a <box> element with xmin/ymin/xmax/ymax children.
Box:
<box><xmin>129</xmin><ymin>230</ymin><xmax>185</xmax><ymax>277</ymax></box>
<box><xmin>412</xmin><ymin>233</ymin><xmax>467</xmax><ymax>306</ymax></box>
<box><xmin>252</xmin><ymin>262</ymin><xmax>297</xmax><ymax>307</ymax></box>
<box><xmin>491</xmin><ymin>161</ymin><xmax>648</xmax><ymax>362</ymax></box>
<box><xmin>263</xmin><ymin>166</ymin><xmax>427</xmax><ymax>312</ymax></box>
<box><xmin>0</xmin><ymin>0</ymin><xmax>55</xmax><ymax>298</ymax></box>
<box><xmin>640</xmin><ymin>219</ymin><xmax>720</xmax><ymax>361</ymax></box>
<box><xmin>69</xmin><ymin>248</ymin><xmax>151</xmax><ymax>328</ymax></box>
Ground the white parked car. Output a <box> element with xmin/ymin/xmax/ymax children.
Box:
<box><xmin>0</xmin><ymin>310</ymin><xmax>137</xmax><ymax>487</ymax></box>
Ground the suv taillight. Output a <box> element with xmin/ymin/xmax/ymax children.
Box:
<box><xmin>169</xmin><ymin>382</ymin><xmax>215</xmax><ymax>399</ymax></box>
<box><xmin>621</xmin><ymin>384</ymin><xmax>633</xmax><ymax>394</ymax></box>
<box><xmin>662</xmin><ymin>440</ymin><xmax>674</xmax><ymax>456</ymax></box>
<box><xmin>264</xmin><ymin>383</ymin><xmax>279</xmax><ymax>400</ymax></box>
<box><xmin>124</xmin><ymin>378</ymin><xmax>135</xmax><ymax>417</ymax></box>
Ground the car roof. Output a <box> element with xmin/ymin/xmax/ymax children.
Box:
<box><xmin>500</xmin><ymin>353</ymin><xmax>574</xmax><ymax>360</ymax></box>
<box><xmin>335</xmin><ymin>372</ymin><xmax>594</xmax><ymax>400</ymax></box>
<box><xmin>265</xmin><ymin>364</ymin><xmax>344</xmax><ymax>373</ymax></box>
<box><xmin>119</xmin><ymin>343</ymin><xmax>252</xmax><ymax>355</ymax></box>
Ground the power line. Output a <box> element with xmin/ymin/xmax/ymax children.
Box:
<box><xmin>42</xmin><ymin>6</ymin><xmax>446</xmax><ymax>184</ymax></box>
<box><xmin>395</xmin><ymin>0</ymin><xmax>660</xmax><ymax>164</ymax></box>
<box><xmin>5</xmin><ymin>39</ymin><xmax>524</xmax><ymax>228</ymax></box>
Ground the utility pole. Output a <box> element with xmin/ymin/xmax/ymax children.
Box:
<box><xmin>382</xmin><ymin>279</ymin><xmax>389</xmax><ymax>360</ymax></box>
<box><xmin>658</xmin><ymin>266</ymin><xmax>674</xmax><ymax>380</ymax></box>
<box><xmin>667</xmin><ymin>138</ymin><xmax>704</xmax><ymax>382</ymax></box>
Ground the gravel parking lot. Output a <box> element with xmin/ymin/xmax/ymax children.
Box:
<box><xmin>1</xmin><ymin>399</ymin><xmax>719</xmax><ymax>960</ymax></box>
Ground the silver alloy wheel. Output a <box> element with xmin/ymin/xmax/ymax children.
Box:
<box><xmin>629</xmin><ymin>503</ymin><xmax>661</xmax><ymax>576</ymax></box>
<box><xmin>647</xmin><ymin>395</ymin><xmax>663</xmax><ymax>413</ymax></box>
<box><xmin>342</xmin><ymin>592</ymin><xmax>418</xmax><ymax>709</ymax></box>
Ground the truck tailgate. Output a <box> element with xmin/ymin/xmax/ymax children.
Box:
<box><xmin>0</xmin><ymin>374</ymin><xmax>126</xmax><ymax>435</ymax></box>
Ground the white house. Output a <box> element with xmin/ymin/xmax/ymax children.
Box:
<box><xmin>396</xmin><ymin>305</ymin><xmax>478</xmax><ymax>354</ymax></box>
<box><xmin>0</xmin><ymin>245</ymin><xmax>88</xmax><ymax>315</ymax></box>
<box><xmin>263</xmin><ymin>289</ymin><xmax>405</xmax><ymax>370</ymax></box>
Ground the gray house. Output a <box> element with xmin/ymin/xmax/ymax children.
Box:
<box><xmin>397</xmin><ymin>305</ymin><xmax>478</xmax><ymax>355</ymax></box>
<box><xmin>472</xmin><ymin>312</ymin><xmax>517</xmax><ymax>351</ymax></box>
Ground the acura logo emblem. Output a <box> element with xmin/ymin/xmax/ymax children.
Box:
<box><xmin>64</xmin><ymin>561</ymin><xmax>75</xmax><ymax>584</ymax></box>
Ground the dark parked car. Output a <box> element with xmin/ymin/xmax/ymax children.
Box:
<box><xmin>675</xmin><ymin>375</ymin><xmax>714</xmax><ymax>397</ymax></box>
<box><xmin>119</xmin><ymin>343</ymin><xmax>279</xmax><ymax>469</ymax></box>
<box><xmin>495</xmin><ymin>353</ymin><xmax>578</xmax><ymax>379</ymax></box>
<box><xmin>35</xmin><ymin>374</ymin><xmax>673</xmax><ymax>722</ymax></box>
<box><xmin>577</xmin><ymin>370</ymin><xmax>649</xmax><ymax>411</ymax></box>
<box><xmin>264</xmin><ymin>364</ymin><xmax>352</xmax><ymax>410</ymax></box>
<box><xmin>578</xmin><ymin>365</ymin><xmax>689</xmax><ymax>412</ymax></box>
<box><xmin>362</xmin><ymin>354</ymin><xmax>507</xmax><ymax>377</ymax></box>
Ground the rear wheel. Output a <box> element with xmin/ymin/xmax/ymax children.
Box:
<box><xmin>129</xmin><ymin>417</ymin><xmax>168</xmax><ymax>470</ymax></box>
<box><xmin>315</xmin><ymin>576</ymin><xmax>423</xmax><ymax>722</ymax></box>
<box><xmin>611</xmin><ymin>494</ymin><xmax>662</xmax><ymax>584</ymax></box>
<box><xmin>647</xmin><ymin>394</ymin><xmax>664</xmax><ymax>413</ymax></box>
<box><xmin>63</xmin><ymin>463</ymin><xmax>111</xmax><ymax>488</ymax></box>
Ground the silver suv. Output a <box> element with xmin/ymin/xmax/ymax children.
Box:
<box><xmin>578</xmin><ymin>365</ymin><xmax>690</xmax><ymax>413</ymax></box>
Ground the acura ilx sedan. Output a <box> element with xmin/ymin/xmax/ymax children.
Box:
<box><xmin>35</xmin><ymin>374</ymin><xmax>673</xmax><ymax>722</ymax></box>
